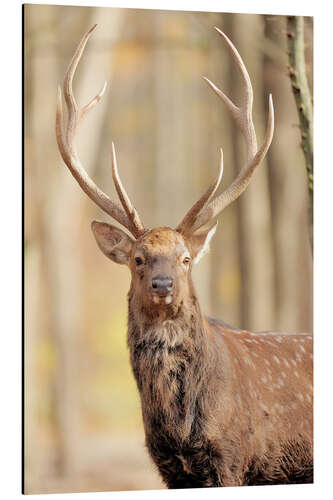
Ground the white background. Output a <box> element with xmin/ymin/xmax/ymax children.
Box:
<box><xmin>1</xmin><ymin>0</ymin><xmax>331</xmax><ymax>498</ymax></box>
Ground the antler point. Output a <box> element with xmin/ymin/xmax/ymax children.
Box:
<box><xmin>203</xmin><ymin>76</ymin><xmax>214</xmax><ymax>87</ymax></box>
<box><xmin>111</xmin><ymin>143</ymin><xmax>117</xmax><ymax>165</ymax></box>
<box><xmin>214</xmin><ymin>26</ymin><xmax>227</xmax><ymax>38</ymax></box>
<box><xmin>89</xmin><ymin>24</ymin><xmax>98</xmax><ymax>33</ymax></box>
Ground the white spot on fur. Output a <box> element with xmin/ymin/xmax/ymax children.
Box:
<box><xmin>298</xmin><ymin>393</ymin><xmax>304</xmax><ymax>402</ymax></box>
<box><xmin>283</xmin><ymin>359</ymin><xmax>290</xmax><ymax>368</ymax></box>
<box><xmin>244</xmin><ymin>357</ymin><xmax>255</xmax><ymax>368</ymax></box>
<box><xmin>273</xmin><ymin>355</ymin><xmax>281</xmax><ymax>365</ymax></box>
<box><xmin>294</xmin><ymin>371</ymin><xmax>299</xmax><ymax>378</ymax></box>
<box><xmin>153</xmin><ymin>296</ymin><xmax>160</xmax><ymax>304</ymax></box>
<box><xmin>281</xmin><ymin>371</ymin><xmax>287</xmax><ymax>378</ymax></box>
<box><xmin>259</xmin><ymin>402</ymin><xmax>269</xmax><ymax>412</ymax></box>
<box><xmin>306</xmin><ymin>394</ymin><xmax>312</xmax><ymax>403</ymax></box>
<box><xmin>235</xmin><ymin>394</ymin><xmax>242</xmax><ymax>407</ymax></box>
<box><xmin>261</xmin><ymin>376</ymin><xmax>267</xmax><ymax>383</ymax></box>
<box><xmin>264</xmin><ymin>359</ymin><xmax>270</xmax><ymax>366</ymax></box>
<box><xmin>299</xmin><ymin>345</ymin><xmax>306</xmax><ymax>353</ymax></box>
<box><xmin>275</xmin><ymin>336</ymin><xmax>283</xmax><ymax>343</ymax></box>
<box><xmin>165</xmin><ymin>296</ymin><xmax>172</xmax><ymax>305</ymax></box>
<box><xmin>291</xmin><ymin>360</ymin><xmax>297</xmax><ymax>367</ymax></box>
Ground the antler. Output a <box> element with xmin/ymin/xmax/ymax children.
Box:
<box><xmin>56</xmin><ymin>24</ymin><xmax>145</xmax><ymax>238</ymax></box>
<box><xmin>178</xmin><ymin>27</ymin><xmax>274</xmax><ymax>234</ymax></box>
<box><xmin>177</xmin><ymin>149</ymin><xmax>224</xmax><ymax>235</ymax></box>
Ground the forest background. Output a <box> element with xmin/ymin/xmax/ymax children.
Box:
<box><xmin>24</xmin><ymin>4</ymin><xmax>313</xmax><ymax>493</ymax></box>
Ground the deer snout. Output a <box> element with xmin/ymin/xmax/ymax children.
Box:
<box><xmin>152</xmin><ymin>275</ymin><xmax>173</xmax><ymax>297</ymax></box>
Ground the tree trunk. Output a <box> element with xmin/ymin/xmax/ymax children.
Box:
<box><xmin>231</xmin><ymin>13</ymin><xmax>275</xmax><ymax>331</ymax></box>
<box><xmin>264</xmin><ymin>15</ymin><xmax>313</xmax><ymax>333</ymax></box>
<box><xmin>286</xmin><ymin>16</ymin><xmax>313</xmax><ymax>253</ymax></box>
<box><xmin>208</xmin><ymin>13</ymin><xmax>242</xmax><ymax>326</ymax></box>
<box><xmin>26</xmin><ymin>6</ymin><xmax>125</xmax><ymax>479</ymax></box>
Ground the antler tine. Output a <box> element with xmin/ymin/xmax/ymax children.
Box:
<box><xmin>185</xmin><ymin>27</ymin><xmax>274</xmax><ymax>234</ymax></box>
<box><xmin>200</xmin><ymin>25</ymin><xmax>254</xmax><ymax>130</ymax></box>
<box><xmin>176</xmin><ymin>149</ymin><xmax>223</xmax><ymax>235</ymax></box>
<box><xmin>204</xmin><ymin>28</ymin><xmax>257</xmax><ymax>155</ymax></box>
<box><xmin>202</xmin><ymin>77</ymin><xmax>238</xmax><ymax>118</ymax></box>
<box><xmin>80</xmin><ymin>80</ymin><xmax>107</xmax><ymax>120</ymax></box>
<box><xmin>63</xmin><ymin>24</ymin><xmax>97</xmax><ymax>143</ymax></box>
<box><xmin>111</xmin><ymin>143</ymin><xmax>145</xmax><ymax>234</ymax></box>
<box><xmin>193</xmin><ymin>96</ymin><xmax>274</xmax><ymax>231</ymax></box>
<box><xmin>64</xmin><ymin>25</ymin><xmax>108</xmax><ymax>123</ymax></box>
<box><xmin>214</xmin><ymin>27</ymin><xmax>253</xmax><ymax>109</ymax></box>
<box><xmin>56</xmin><ymin>25</ymin><xmax>145</xmax><ymax>238</ymax></box>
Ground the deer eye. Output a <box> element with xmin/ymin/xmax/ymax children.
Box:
<box><xmin>135</xmin><ymin>257</ymin><xmax>143</xmax><ymax>266</ymax></box>
<box><xmin>183</xmin><ymin>256</ymin><xmax>191</xmax><ymax>265</ymax></box>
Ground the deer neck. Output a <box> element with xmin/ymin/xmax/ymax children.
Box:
<box><xmin>127</xmin><ymin>286</ymin><xmax>215</xmax><ymax>443</ymax></box>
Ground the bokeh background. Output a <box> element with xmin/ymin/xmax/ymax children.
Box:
<box><xmin>24</xmin><ymin>4</ymin><xmax>313</xmax><ymax>494</ymax></box>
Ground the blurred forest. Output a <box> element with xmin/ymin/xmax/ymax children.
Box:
<box><xmin>24</xmin><ymin>4</ymin><xmax>313</xmax><ymax>494</ymax></box>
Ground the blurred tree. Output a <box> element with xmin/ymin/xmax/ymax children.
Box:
<box><xmin>264</xmin><ymin>15</ymin><xmax>312</xmax><ymax>333</ymax></box>
<box><xmin>207</xmin><ymin>13</ymin><xmax>242</xmax><ymax>326</ymax></box>
<box><xmin>40</xmin><ymin>7</ymin><xmax>95</xmax><ymax>478</ymax></box>
<box><xmin>287</xmin><ymin>16</ymin><xmax>313</xmax><ymax>253</ymax></box>
<box><xmin>25</xmin><ymin>5</ymin><xmax>126</xmax><ymax>483</ymax></box>
<box><xmin>231</xmin><ymin>14</ymin><xmax>275</xmax><ymax>331</ymax></box>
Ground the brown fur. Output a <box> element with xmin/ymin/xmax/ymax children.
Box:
<box><xmin>93</xmin><ymin>225</ymin><xmax>313</xmax><ymax>488</ymax></box>
<box><xmin>58</xmin><ymin>25</ymin><xmax>312</xmax><ymax>489</ymax></box>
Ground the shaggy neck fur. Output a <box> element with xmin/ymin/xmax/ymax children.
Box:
<box><xmin>127</xmin><ymin>280</ymin><xmax>218</xmax><ymax>444</ymax></box>
<box><xmin>126</xmin><ymin>280</ymin><xmax>230</xmax><ymax>488</ymax></box>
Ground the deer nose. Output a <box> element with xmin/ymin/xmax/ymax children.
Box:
<box><xmin>152</xmin><ymin>275</ymin><xmax>173</xmax><ymax>296</ymax></box>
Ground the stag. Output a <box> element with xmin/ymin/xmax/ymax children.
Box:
<box><xmin>56</xmin><ymin>25</ymin><xmax>313</xmax><ymax>487</ymax></box>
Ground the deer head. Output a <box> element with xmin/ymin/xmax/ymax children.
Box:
<box><xmin>91</xmin><ymin>223</ymin><xmax>218</xmax><ymax>312</ymax></box>
<box><xmin>56</xmin><ymin>25</ymin><xmax>274</xmax><ymax>313</ymax></box>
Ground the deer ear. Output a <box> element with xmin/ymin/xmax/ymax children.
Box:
<box><xmin>91</xmin><ymin>221</ymin><xmax>135</xmax><ymax>266</ymax></box>
<box><xmin>187</xmin><ymin>222</ymin><xmax>218</xmax><ymax>264</ymax></box>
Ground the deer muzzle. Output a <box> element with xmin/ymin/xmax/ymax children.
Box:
<box><xmin>152</xmin><ymin>275</ymin><xmax>173</xmax><ymax>299</ymax></box>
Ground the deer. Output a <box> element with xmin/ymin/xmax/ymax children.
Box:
<box><xmin>56</xmin><ymin>25</ymin><xmax>313</xmax><ymax>488</ymax></box>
